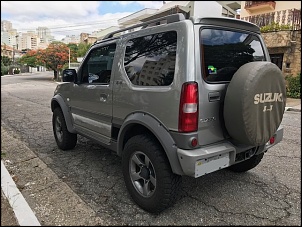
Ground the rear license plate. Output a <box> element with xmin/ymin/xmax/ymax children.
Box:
<box><xmin>195</xmin><ymin>153</ymin><xmax>230</xmax><ymax>177</ymax></box>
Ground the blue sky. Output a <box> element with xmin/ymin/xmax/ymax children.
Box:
<box><xmin>98</xmin><ymin>1</ymin><xmax>150</xmax><ymax>14</ymax></box>
<box><xmin>1</xmin><ymin>1</ymin><xmax>165</xmax><ymax>40</ymax></box>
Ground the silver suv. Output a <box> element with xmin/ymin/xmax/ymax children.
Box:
<box><xmin>51</xmin><ymin>13</ymin><xmax>286</xmax><ymax>213</ymax></box>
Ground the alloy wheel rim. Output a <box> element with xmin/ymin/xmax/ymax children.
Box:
<box><xmin>129</xmin><ymin>151</ymin><xmax>156</xmax><ymax>197</ymax></box>
<box><xmin>55</xmin><ymin>117</ymin><xmax>63</xmax><ymax>142</ymax></box>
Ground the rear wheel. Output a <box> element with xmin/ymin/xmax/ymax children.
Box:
<box><xmin>228</xmin><ymin>153</ymin><xmax>264</xmax><ymax>172</ymax></box>
<box><xmin>122</xmin><ymin>134</ymin><xmax>182</xmax><ymax>213</ymax></box>
<box><xmin>52</xmin><ymin>108</ymin><xmax>77</xmax><ymax>150</ymax></box>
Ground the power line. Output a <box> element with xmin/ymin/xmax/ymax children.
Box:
<box><xmin>14</xmin><ymin>18</ymin><xmax>122</xmax><ymax>32</ymax></box>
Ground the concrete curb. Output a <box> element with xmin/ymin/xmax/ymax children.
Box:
<box><xmin>285</xmin><ymin>107</ymin><xmax>301</xmax><ymax>112</ymax></box>
<box><xmin>1</xmin><ymin>161</ymin><xmax>41</xmax><ymax>226</ymax></box>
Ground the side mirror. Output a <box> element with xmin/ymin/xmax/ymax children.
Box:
<box><xmin>62</xmin><ymin>69</ymin><xmax>77</xmax><ymax>82</ymax></box>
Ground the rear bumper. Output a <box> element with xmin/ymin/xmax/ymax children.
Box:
<box><xmin>176</xmin><ymin>126</ymin><xmax>284</xmax><ymax>178</ymax></box>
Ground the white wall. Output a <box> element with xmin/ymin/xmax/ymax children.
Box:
<box><xmin>193</xmin><ymin>1</ymin><xmax>222</xmax><ymax>17</ymax></box>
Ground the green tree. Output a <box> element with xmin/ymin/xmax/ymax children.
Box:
<box><xmin>1</xmin><ymin>56</ymin><xmax>12</xmax><ymax>66</ymax></box>
<box><xmin>77</xmin><ymin>43</ymin><xmax>91</xmax><ymax>57</ymax></box>
<box><xmin>1</xmin><ymin>61</ymin><xmax>9</xmax><ymax>76</ymax></box>
<box><xmin>67</xmin><ymin>43</ymin><xmax>78</xmax><ymax>62</ymax></box>
<box><xmin>19</xmin><ymin>50</ymin><xmax>39</xmax><ymax>67</ymax></box>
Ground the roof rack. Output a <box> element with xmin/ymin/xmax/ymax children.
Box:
<box><xmin>100</xmin><ymin>13</ymin><xmax>185</xmax><ymax>41</ymax></box>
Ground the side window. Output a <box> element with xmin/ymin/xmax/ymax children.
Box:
<box><xmin>81</xmin><ymin>43</ymin><xmax>116</xmax><ymax>84</ymax></box>
<box><xmin>124</xmin><ymin>31</ymin><xmax>177</xmax><ymax>86</ymax></box>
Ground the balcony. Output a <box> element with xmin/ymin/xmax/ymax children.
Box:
<box><xmin>245</xmin><ymin>1</ymin><xmax>276</xmax><ymax>13</ymax></box>
<box><xmin>241</xmin><ymin>8</ymin><xmax>301</xmax><ymax>31</ymax></box>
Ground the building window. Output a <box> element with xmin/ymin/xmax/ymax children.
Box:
<box><xmin>270</xmin><ymin>54</ymin><xmax>284</xmax><ymax>70</ymax></box>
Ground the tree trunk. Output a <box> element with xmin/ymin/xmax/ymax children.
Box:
<box><xmin>53</xmin><ymin>70</ymin><xmax>58</xmax><ymax>80</ymax></box>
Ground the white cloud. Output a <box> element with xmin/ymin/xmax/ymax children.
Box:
<box><xmin>1</xmin><ymin>1</ymin><xmax>100</xmax><ymax>19</ymax></box>
<box><xmin>118</xmin><ymin>1</ymin><xmax>164</xmax><ymax>9</ymax></box>
<box><xmin>11</xmin><ymin>12</ymin><xmax>132</xmax><ymax>41</ymax></box>
<box><xmin>1</xmin><ymin>1</ymin><xmax>134</xmax><ymax>40</ymax></box>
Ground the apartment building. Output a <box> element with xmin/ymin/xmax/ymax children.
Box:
<box><xmin>36</xmin><ymin>27</ymin><xmax>55</xmax><ymax>45</ymax></box>
<box><xmin>1</xmin><ymin>20</ymin><xmax>13</xmax><ymax>32</ymax></box>
<box><xmin>61</xmin><ymin>35</ymin><xmax>80</xmax><ymax>44</ymax></box>
<box><xmin>240</xmin><ymin>1</ymin><xmax>301</xmax><ymax>76</ymax></box>
<box><xmin>1</xmin><ymin>20</ymin><xmax>55</xmax><ymax>54</ymax></box>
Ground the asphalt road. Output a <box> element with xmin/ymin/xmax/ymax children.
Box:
<box><xmin>1</xmin><ymin>72</ymin><xmax>301</xmax><ymax>226</ymax></box>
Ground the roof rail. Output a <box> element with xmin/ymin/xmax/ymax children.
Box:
<box><xmin>101</xmin><ymin>13</ymin><xmax>185</xmax><ymax>41</ymax></box>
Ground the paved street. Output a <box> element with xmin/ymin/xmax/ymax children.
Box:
<box><xmin>1</xmin><ymin>72</ymin><xmax>301</xmax><ymax>225</ymax></box>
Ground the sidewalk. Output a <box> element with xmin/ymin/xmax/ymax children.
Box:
<box><xmin>1</xmin><ymin>98</ymin><xmax>300</xmax><ymax>226</ymax></box>
<box><xmin>285</xmin><ymin>97</ymin><xmax>301</xmax><ymax>112</ymax></box>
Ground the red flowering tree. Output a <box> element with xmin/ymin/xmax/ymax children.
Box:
<box><xmin>37</xmin><ymin>42</ymin><xmax>69</xmax><ymax>80</ymax></box>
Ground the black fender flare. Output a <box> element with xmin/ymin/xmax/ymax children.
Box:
<box><xmin>117</xmin><ymin>112</ymin><xmax>184</xmax><ymax>176</ymax></box>
<box><xmin>51</xmin><ymin>94</ymin><xmax>76</xmax><ymax>133</ymax></box>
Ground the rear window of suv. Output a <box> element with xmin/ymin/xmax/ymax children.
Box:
<box><xmin>200</xmin><ymin>28</ymin><xmax>266</xmax><ymax>82</ymax></box>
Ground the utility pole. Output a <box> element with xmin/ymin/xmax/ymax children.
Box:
<box><xmin>68</xmin><ymin>48</ymin><xmax>70</xmax><ymax>68</ymax></box>
<box><xmin>16</xmin><ymin>35</ymin><xmax>19</xmax><ymax>51</ymax></box>
<box><xmin>12</xmin><ymin>45</ymin><xmax>15</xmax><ymax>65</ymax></box>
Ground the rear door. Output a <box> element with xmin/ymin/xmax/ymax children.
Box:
<box><xmin>195</xmin><ymin>25</ymin><xmax>267</xmax><ymax>145</ymax></box>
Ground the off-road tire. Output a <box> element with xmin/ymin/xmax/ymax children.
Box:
<box><xmin>228</xmin><ymin>153</ymin><xmax>264</xmax><ymax>172</ymax></box>
<box><xmin>52</xmin><ymin>107</ymin><xmax>77</xmax><ymax>150</ymax></box>
<box><xmin>122</xmin><ymin>134</ymin><xmax>182</xmax><ymax>213</ymax></box>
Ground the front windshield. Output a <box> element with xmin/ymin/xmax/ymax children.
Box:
<box><xmin>200</xmin><ymin>28</ymin><xmax>266</xmax><ymax>82</ymax></box>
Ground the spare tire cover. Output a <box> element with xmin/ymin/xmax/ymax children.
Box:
<box><xmin>224</xmin><ymin>62</ymin><xmax>286</xmax><ymax>146</ymax></box>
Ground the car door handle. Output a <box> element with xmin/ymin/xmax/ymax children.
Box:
<box><xmin>208</xmin><ymin>92</ymin><xmax>220</xmax><ymax>102</ymax></box>
<box><xmin>100</xmin><ymin>94</ymin><xmax>108</xmax><ymax>102</ymax></box>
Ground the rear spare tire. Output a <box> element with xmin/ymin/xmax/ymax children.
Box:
<box><xmin>224</xmin><ymin>62</ymin><xmax>286</xmax><ymax>146</ymax></box>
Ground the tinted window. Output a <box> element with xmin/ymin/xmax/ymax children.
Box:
<box><xmin>81</xmin><ymin>44</ymin><xmax>116</xmax><ymax>84</ymax></box>
<box><xmin>200</xmin><ymin>29</ymin><xmax>266</xmax><ymax>82</ymax></box>
<box><xmin>124</xmin><ymin>31</ymin><xmax>177</xmax><ymax>86</ymax></box>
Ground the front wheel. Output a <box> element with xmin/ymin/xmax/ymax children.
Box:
<box><xmin>52</xmin><ymin>108</ymin><xmax>77</xmax><ymax>150</ymax></box>
<box><xmin>122</xmin><ymin>134</ymin><xmax>182</xmax><ymax>213</ymax></box>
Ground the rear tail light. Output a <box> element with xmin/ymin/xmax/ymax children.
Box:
<box><xmin>178</xmin><ymin>82</ymin><xmax>199</xmax><ymax>133</ymax></box>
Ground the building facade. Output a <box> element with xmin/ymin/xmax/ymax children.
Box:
<box><xmin>240</xmin><ymin>1</ymin><xmax>301</xmax><ymax>77</ymax></box>
<box><xmin>1</xmin><ymin>20</ymin><xmax>55</xmax><ymax>53</ymax></box>
<box><xmin>61</xmin><ymin>35</ymin><xmax>80</xmax><ymax>44</ymax></box>
<box><xmin>1</xmin><ymin>20</ymin><xmax>13</xmax><ymax>32</ymax></box>
<box><xmin>36</xmin><ymin>27</ymin><xmax>55</xmax><ymax>45</ymax></box>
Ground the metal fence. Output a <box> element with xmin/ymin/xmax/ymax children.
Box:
<box><xmin>241</xmin><ymin>8</ymin><xmax>301</xmax><ymax>30</ymax></box>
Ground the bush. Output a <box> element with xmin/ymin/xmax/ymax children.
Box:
<box><xmin>1</xmin><ymin>62</ymin><xmax>9</xmax><ymax>76</ymax></box>
<box><xmin>285</xmin><ymin>73</ymin><xmax>301</xmax><ymax>98</ymax></box>
<box><xmin>260</xmin><ymin>22</ymin><xmax>292</xmax><ymax>33</ymax></box>
<box><xmin>14</xmin><ymin>69</ymin><xmax>20</xmax><ymax>74</ymax></box>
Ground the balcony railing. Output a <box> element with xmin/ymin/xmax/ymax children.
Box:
<box><xmin>241</xmin><ymin>8</ymin><xmax>301</xmax><ymax>31</ymax></box>
<box><xmin>245</xmin><ymin>1</ymin><xmax>276</xmax><ymax>12</ymax></box>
